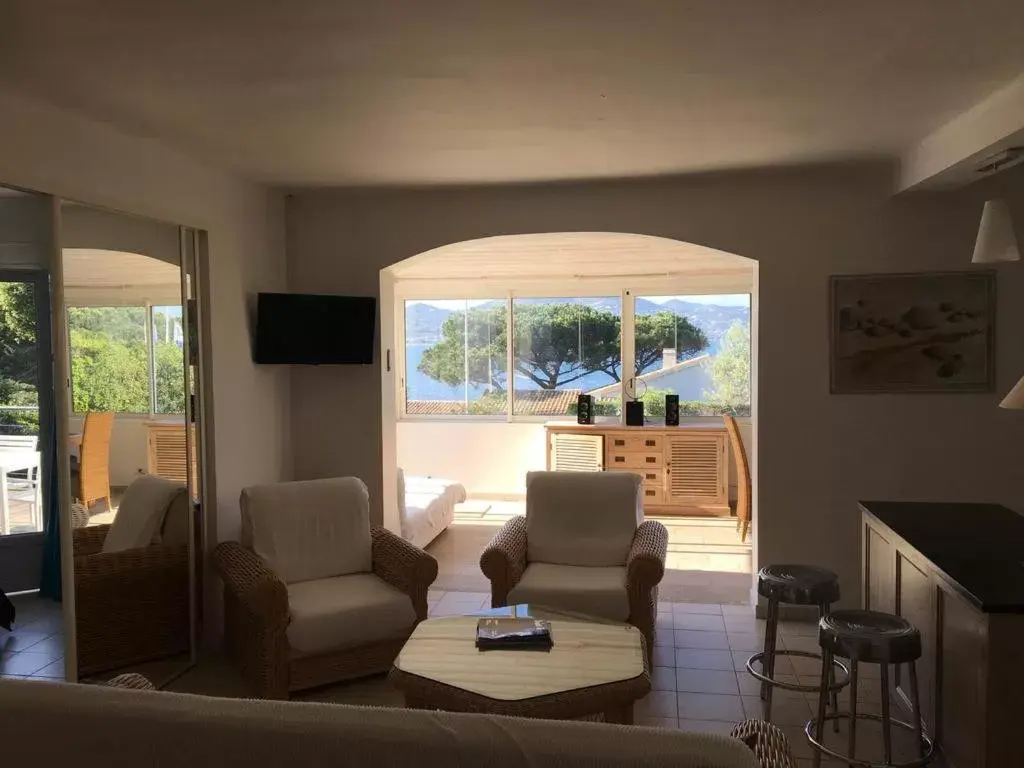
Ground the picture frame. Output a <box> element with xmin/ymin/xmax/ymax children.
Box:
<box><xmin>829</xmin><ymin>271</ymin><xmax>995</xmax><ymax>394</ymax></box>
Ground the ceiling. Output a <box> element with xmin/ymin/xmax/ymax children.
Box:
<box><xmin>62</xmin><ymin>248</ymin><xmax>180</xmax><ymax>290</ymax></box>
<box><xmin>3</xmin><ymin>1</ymin><xmax>1024</xmax><ymax>186</ymax></box>
<box><xmin>390</xmin><ymin>232</ymin><xmax>752</xmax><ymax>280</ymax></box>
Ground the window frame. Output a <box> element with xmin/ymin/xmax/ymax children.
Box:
<box><xmin>65</xmin><ymin>301</ymin><xmax>186</xmax><ymax>418</ymax></box>
<box><xmin>395</xmin><ymin>274</ymin><xmax>753</xmax><ymax>425</ymax></box>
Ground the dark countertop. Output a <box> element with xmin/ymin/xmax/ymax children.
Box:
<box><xmin>860</xmin><ymin>501</ymin><xmax>1024</xmax><ymax>614</ymax></box>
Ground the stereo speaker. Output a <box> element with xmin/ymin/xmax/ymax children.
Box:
<box><xmin>665</xmin><ymin>394</ymin><xmax>680</xmax><ymax>426</ymax></box>
<box><xmin>625</xmin><ymin>400</ymin><xmax>645</xmax><ymax>426</ymax></box>
<box><xmin>576</xmin><ymin>394</ymin><xmax>594</xmax><ymax>425</ymax></box>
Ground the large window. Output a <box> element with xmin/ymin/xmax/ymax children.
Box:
<box><xmin>512</xmin><ymin>297</ymin><xmax>621</xmax><ymax>417</ymax></box>
<box><xmin>632</xmin><ymin>294</ymin><xmax>751</xmax><ymax>419</ymax></box>
<box><xmin>404</xmin><ymin>300</ymin><xmax>507</xmax><ymax>416</ymax></box>
<box><xmin>68</xmin><ymin>305</ymin><xmax>185</xmax><ymax>415</ymax></box>
<box><xmin>401</xmin><ymin>291</ymin><xmax>751</xmax><ymax>421</ymax></box>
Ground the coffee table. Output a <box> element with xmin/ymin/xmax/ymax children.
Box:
<box><xmin>389</xmin><ymin>604</ymin><xmax>650</xmax><ymax>723</ymax></box>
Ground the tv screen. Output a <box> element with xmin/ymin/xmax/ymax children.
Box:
<box><xmin>254</xmin><ymin>293</ymin><xmax>376</xmax><ymax>365</ymax></box>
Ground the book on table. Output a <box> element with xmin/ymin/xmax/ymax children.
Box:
<box><xmin>475</xmin><ymin>618</ymin><xmax>553</xmax><ymax>651</ymax></box>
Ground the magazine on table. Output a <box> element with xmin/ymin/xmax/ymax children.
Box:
<box><xmin>475</xmin><ymin>617</ymin><xmax>553</xmax><ymax>651</ymax></box>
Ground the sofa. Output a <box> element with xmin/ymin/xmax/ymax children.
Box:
<box><xmin>481</xmin><ymin>471</ymin><xmax>668</xmax><ymax>654</ymax></box>
<box><xmin>397</xmin><ymin>469</ymin><xmax>466</xmax><ymax>549</ymax></box>
<box><xmin>0</xmin><ymin>677</ymin><xmax>798</xmax><ymax>767</ymax></box>
<box><xmin>213</xmin><ymin>477</ymin><xmax>438</xmax><ymax>699</ymax></box>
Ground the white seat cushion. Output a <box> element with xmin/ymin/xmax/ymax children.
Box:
<box><xmin>286</xmin><ymin>573</ymin><xmax>417</xmax><ymax>656</ymax></box>
<box><xmin>507</xmin><ymin>563</ymin><xmax>630</xmax><ymax>622</ymax></box>
<box><xmin>525</xmin><ymin>471</ymin><xmax>642</xmax><ymax>567</ymax></box>
<box><xmin>102</xmin><ymin>475</ymin><xmax>186</xmax><ymax>553</ymax></box>
<box><xmin>241</xmin><ymin>477</ymin><xmax>372</xmax><ymax>584</ymax></box>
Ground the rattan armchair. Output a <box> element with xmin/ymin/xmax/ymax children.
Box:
<box><xmin>73</xmin><ymin>521</ymin><xmax>190</xmax><ymax>676</ymax></box>
<box><xmin>480</xmin><ymin>472</ymin><xmax>668</xmax><ymax>655</ymax></box>
<box><xmin>214</xmin><ymin>526</ymin><xmax>437</xmax><ymax>700</ymax></box>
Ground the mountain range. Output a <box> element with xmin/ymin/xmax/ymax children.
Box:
<box><xmin>405</xmin><ymin>297</ymin><xmax>749</xmax><ymax>345</ymax></box>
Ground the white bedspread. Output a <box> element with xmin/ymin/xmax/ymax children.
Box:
<box><xmin>400</xmin><ymin>475</ymin><xmax>466</xmax><ymax>550</ymax></box>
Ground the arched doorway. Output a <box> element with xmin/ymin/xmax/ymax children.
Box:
<box><xmin>380</xmin><ymin>232</ymin><xmax>758</xmax><ymax>605</ymax></box>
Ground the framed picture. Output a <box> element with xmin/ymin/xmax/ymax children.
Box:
<box><xmin>830</xmin><ymin>271</ymin><xmax>995</xmax><ymax>394</ymax></box>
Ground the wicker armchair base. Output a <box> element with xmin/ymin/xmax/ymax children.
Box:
<box><xmin>730</xmin><ymin>719</ymin><xmax>798</xmax><ymax>768</ymax></box>
<box><xmin>289</xmin><ymin>637</ymin><xmax>409</xmax><ymax>695</ymax></box>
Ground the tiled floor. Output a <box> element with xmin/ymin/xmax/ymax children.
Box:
<box><xmin>166</xmin><ymin>595</ymin><xmax>936</xmax><ymax>767</ymax></box>
<box><xmin>432</xmin><ymin>499</ymin><xmax>753</xmax><ymax>604</ymax></box>
<box><xmin>0</xmin><ymin>592</ymin><xmax>65</xmax><ymax>681</ymax></box>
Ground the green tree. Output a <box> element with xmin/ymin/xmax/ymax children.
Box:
<box><xmin>68</xmin><ymin>328</ymin><xmax>149</xmax><ymax>412</ymax></box>
<box><xmin>418</xmin><ymin>303</ymin><xmax>708</xmax><ymax>391</ymax></box>
<box><xmin>706</xmin><ymin>321</ymin><xmax>751</xmax><ymax>409</ymax></box>
<box><xmin>154</xmin><ymin>341</ymin><xmax>186</xmax><ymax>414</ymax></box>
<box><xmin>0</xmin><ymin>282</ymin><xmax>39</xmax><ymax>434</ymax></box>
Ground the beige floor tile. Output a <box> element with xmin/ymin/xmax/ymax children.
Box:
<box><xmin>675</xmin><ymin>668</ymin><xmax>740</xmax><ymax>695</ymax></box>
<box><xmin>635</xmin><ymin>690</ymin><xmax>678</xmax><ymax>719</ymax></box>
<box><xmin>673</xmin><ymin>630</ymin><xmax>730</xmax><ymax>650</ymax></box>
<box><xmin>726</xmin><ymin>633</ymin><xmax>761</xmax><ymax>652</ymax></box>
<box><xmin>651</xmin><ymin>666</ymin><xmax>676</xmax><ymax>691</ymax></box>
<box><xmin>636</xmin><ymin>716</ymin><xmax>679</xmax><ymax>729</ymax></box>
<box><xmin>671</xmin><ymin>602</ymin><xmax>724</xmax><ymax>615</ymax></box>
<box><xmin>742</xmin><ymin>694</ymin><xmax>813</xmax><ymax>726</ymax></box>
<box><xmin>677</xmin><ymin>692</ymin><xmax>744</xmax><ymax>722</ymax></box>
<box><xmin>672</xmin><ymin>613</ymin><xmax>727</xmax><ymax>632</ymax></box>
<box><xmin>675</xmin><ymin>648</ymin><xmax>736</xmax><ymax>671</ymax></box>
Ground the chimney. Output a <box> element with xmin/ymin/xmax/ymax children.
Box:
<box><xmin>662</xmin><ymin>348</ymin><xmax>676</xmax><ymax>370</ymax></box>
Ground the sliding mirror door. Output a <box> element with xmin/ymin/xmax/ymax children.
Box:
<box><xmin>60</xmin><ymin>201</ymin><xmax>205</xmax><ymax>684</ymax></box>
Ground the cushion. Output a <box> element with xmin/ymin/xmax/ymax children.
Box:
<box><xmin>507</xmin><ymin>563</ymin><xmax>630</xmax><ymax>622</ymax></box>
<box><xmin>525</xmin><ymin>471</ymin><xmax>642</xmax><ymax>567</ymax></box>
<box><xmin>286</xmin><ymin>573</ymin><xmax>417</xmax><ymax>656</ymax></box>
<box><xmin>241</xmin><ymin>477</ymin><xmax>372</xmax><ymax>585</ymax></box>
<box><xmin>101</xmin><ymin>475</ymin><xmax>186</xmax><ymax>553</ymax></box>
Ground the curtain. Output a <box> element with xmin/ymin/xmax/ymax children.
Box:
<box><xmin>39</xmin><ymin>415</ymin><xmax>61</xmax><ymax>600</ymax></box>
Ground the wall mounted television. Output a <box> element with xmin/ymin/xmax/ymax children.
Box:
<box><xmin>254</xmin><ymin>292</ymin><xmax>376</xmax><ymax>365</ymax></box>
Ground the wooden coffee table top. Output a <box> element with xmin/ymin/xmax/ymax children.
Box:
<box><xmin>393</xmin><ymin>610</ymin><xmax>646</xmax><ymax>702</ymax></box>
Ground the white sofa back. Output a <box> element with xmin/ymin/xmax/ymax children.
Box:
<box><xmin>241</xmin><ymin>477</ymin><xmax>372</xmax><ymax>584</ymax></box>
<box><xmin>525</xmin><ymin>471</ymin><xmax>643</xmax><ymax>567</ymax></box>
<box><xmin>0</xmin><ymin>680</ymin><xmax>758</xmax><ymax>768</ymax></box>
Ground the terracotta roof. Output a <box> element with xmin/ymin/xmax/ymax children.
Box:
<box><xmin>406</xmin><ymin>388</ymin><xmax>581</xmax><ymax>417</ymax></box>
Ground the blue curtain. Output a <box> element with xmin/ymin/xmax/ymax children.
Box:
<box><xmin>39</xmin><ymin>416</ymin><xmax>61</xmax><ymax>600</ymax></box>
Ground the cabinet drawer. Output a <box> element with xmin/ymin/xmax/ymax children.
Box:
<box><xmin>640</xmin><ymin>486</ymin><xmax>664</xmax><ymax>505</ymax></box>
<box><xmin>607</xmin><ymin>434</ymin><xmax>663</xmax><ymax>453</ymax></box>
<box><xmin>607</xmin><ymin>451</ymin><xmax>664</xmax><ymax>469</ymax></box>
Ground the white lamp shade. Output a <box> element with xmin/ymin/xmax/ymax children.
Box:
<box><xmin>972</xmin><ymin>199</ymin><xmax>1020</xmax><ymax>263</ymax></box>
<box><xmin>999</xmin><ymin>374</ymin><xmax>1024</xmax><ymax>409</ymax></box>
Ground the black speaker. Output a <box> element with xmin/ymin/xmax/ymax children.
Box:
<box><xmin>576</xmin><ymin>394</ymin><xmax>594</xmax><ymax>425</ymax></box>
<box><xmin>625</xmin><ymin>400</ymin><xmax>645</xmax><ymax>426</ymax></box>
<box><xmin>665</xmin><ymin>394</ymin><xmax>680</xmax><ymax>426</ymax></box>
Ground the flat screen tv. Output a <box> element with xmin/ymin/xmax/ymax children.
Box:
<box><xmin>254</xmin><ymin>293</ymin><xmax>376</xmax><ymax>365</ymax></box>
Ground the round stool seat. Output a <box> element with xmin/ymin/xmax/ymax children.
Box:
<box><xmin>757</xmin><ymin>564</ymin><xmax>840</xmax><ymax>606</ymax></box>
<box><xmin>819</xmin><ymin>609</ymin><xmax>922</xmax><ymax>665</ymax></box>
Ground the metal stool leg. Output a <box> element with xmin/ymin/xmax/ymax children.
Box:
<box><xmin>880</xmin><ymin>664</ymin><xmax>893</xmax><ymax>764</ymax></box>
<box><xmin>761</xmin><ymin>596</ymin><xmax>780</xmax><ymax>715</ymax></box>
<box><xmin>847</xmin><ymin>659</ymin><xmax>858</xmax><ymax>761</ymax></box>
<box><xmin>812</xmin><ymin>647</ymin><xmax>832</xmax><ymax>768</ymax></box>
<box><xmin>908</xmin><ymin>661</ymin><xmax>925</xmax><ymax>761</ymax></box>
<box><xmin>821</xmin><ymin>601</ymin><xmax>839</xmax><ymax>734</ymax></box>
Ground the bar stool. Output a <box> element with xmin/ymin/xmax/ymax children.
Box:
<box><xmin>807</xmin><ymin>609</ymin><xmax>935</xmax><ymax>768</ymax></box>
<box><xmin>746</xmin><ymin>564</ymin><xmax>848</xmax><ymax>724</ymax></box>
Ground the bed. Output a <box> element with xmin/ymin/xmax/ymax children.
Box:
<box><xmin>398</xmin><ymin>470</ymin><xmax>466</xmax><ymax>550</ymax></box>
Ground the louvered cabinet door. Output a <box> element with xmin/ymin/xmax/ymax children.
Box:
<box><xmin>665</xmin><ymin>433</ymin><xmax>728</xmax><ymax>510</ymax></box>
<box><xmin>147</xmin><ymin>424</ymin><xmax>196</xmax><ymax>484</ymax></box>
<box><xmin>549</xmin><ymin>433</ymin><xmax>604</xmax><ymax>472</ymax></box>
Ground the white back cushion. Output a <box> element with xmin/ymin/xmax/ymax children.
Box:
<box><xmin>525</xmin><ymin>471</ymin><xmax>642</xmax><ymax>567</ymax></box>
<box><xmin>102</xmin><ymin>475</ymin><xmax>186</xmax><ymax>553</ymax></box>
<box><xmin>241</xmin><ymin>477</ymin><xmax>372</xmax><ymax>584</ymax></box>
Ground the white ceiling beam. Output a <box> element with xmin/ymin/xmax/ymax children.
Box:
<box><xmin>899</xmin><ymin>72</ymin><xmax>1024</xmax><ymax>191</ymax></box>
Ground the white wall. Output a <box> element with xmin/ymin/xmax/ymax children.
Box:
<box><xmin>0</xmin><ymin>85</ymin><xmax>291</xmax><ymax>639</ymax></box>
<box><xmin>396</xmin><ymin>420</ymin><xmax>753</xmax><ymax>500</ymax></box>
<box><xmin>287</xmin><ymin>163</ymin><xmax>1024</xmax><ymax>606</ymax></box>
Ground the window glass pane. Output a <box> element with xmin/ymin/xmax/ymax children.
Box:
<box><xmin>153</xmin><ymin>305</ymin><xmax>185</xmax><ymax>414</ymax></box>
<box><xmin>633</xmin><ymin>294</ymin><xmax>751</xmax><ymax>420</ymax></box>
<box><xmin>67</xmin><ymin>307</ymin><xmax>149</xmax><ymax>413</ymax></box>
<box><xmin>405</xmin><ymin>299</ymin><xmax>507</xmax><ymax>416</ymax></box>
<box><xmin>512</xmin><ymin>297</ymin><xmax>622</xmax><ymax>417</ymax></box>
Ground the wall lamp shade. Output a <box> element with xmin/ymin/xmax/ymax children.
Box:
<box><xmin>972</xmin><ymin>199</ymin><xmax>1020</xmax><ymax>263</ymax></box>
<box><xmin>999</xmin><ymin>374</ymin><xmax>1024</xmax><ymax>410</ymax></box>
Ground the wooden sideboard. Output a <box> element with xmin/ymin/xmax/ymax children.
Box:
<box><xmin>861</xmin><ymin>502</ymin><xmax>1024</xmax><ymax>768</ymax></box>
<box><xmin>544</xmin><ymin>423</ymin><xmax>730</xmax><ymax>516</ymax></box>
